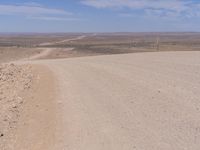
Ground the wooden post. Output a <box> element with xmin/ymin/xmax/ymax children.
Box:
<box><xmin>156</xmin><ymin>37</ymin><xmax>160</xmax><ymax>51</ymax></box>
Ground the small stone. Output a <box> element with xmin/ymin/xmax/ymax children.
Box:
<box><xmin>10</xmin><ymin>63</ymin><xmax>15</xmax><ymax>67</ymax></box>
<box><xmin>0</xmin><ymin>133</ymin><xmax>4</xmax><ymax>137</ymax></box>
<box><xmin>12</xmin><ymin>105</ymin><xmax>17</xmax><ymax>109</ymax></box>
<box><xmin>3</xmin><ymin>118</ymin><xmax>8</xmax><ymax>122</ymax></box>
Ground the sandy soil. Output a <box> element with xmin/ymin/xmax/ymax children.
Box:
<box><xmin>0</xmin><ymin>63</ymin><xmax>33</xmax><ymax>149</ymax></box>
<box><xmin>1</xmin><ymin>50</ymin><xmax>200</xmax><ymax>150</ymax></box>
<box><xmin>26</xmin><ymin>48</ymin><xmax>54</xmax><ymax>60</ymax></box>
<box><xmin>14</xmin><ymin>65</ymin><xmax>56</xmax><ymax>150</ymax></box>
<box><xmin>0</xmin><ymin>63</ymin><xmax>56</xmax><ymax>150</ymax></box>
<box><xmin>28</xmin><ymin>48</ymin><xmax>78</xmax><ymax>60</ymax></box>
<box><xmin>30</xmin><ymin>51</ymin><xmax>200</xmax><ymax>150</ymax></box>
<box><xmin>0</xmin><ymin>47</ymin><xmax>42</xmax><ymax>63</ymax></box>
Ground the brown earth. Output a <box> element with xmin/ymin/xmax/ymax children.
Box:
<box><xmin>0</xmin><ymin>63</ymin><xmax>56</xmax><ymax>150</ymax></box>
<box><xmin>1</xmin><ymin>34</ymin><xmax>200</xmax><ymax>150</ymax></box>
<box><xmin>14</xmin><ymin>65</ymin><xmax>56</xmax><ymax>150</ymax></box>
<box><xmin>36</xmin><ymin>51</ymin><xmax>200</xmax><ymax>150</ymax></box>
<box><xmin>0</xmin><ymin>47</ymin><xmax>42</xmax><ymax>63</ymax></box>
<box><xmin>2</xmin><ymin>33</ymin><xmax>200</xmax><ymax>63</ymax></box>
<box><xmin>0</xmin><ymin>63</ymin><xmax>33</xmax><ymax>149</ymax></box>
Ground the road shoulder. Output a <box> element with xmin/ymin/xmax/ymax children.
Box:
<box><xmin>14</xmin><ymin>64</ymin><xmax>57</xmax><ymax>150</ymax></box>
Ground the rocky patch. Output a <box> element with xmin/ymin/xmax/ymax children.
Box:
<box><xmin>0</xmin><ymin>63</ymin><xmax>33</xmax><ymax>150</ymax></box>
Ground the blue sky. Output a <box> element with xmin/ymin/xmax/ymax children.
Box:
<box><xmin>1</xmin><ymin>0</ymin><xmax>200</xmax><ymax>32</ymax></box>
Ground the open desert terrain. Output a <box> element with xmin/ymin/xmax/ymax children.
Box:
<box><xmin>0</xmin><ymin>33</ymin><xmax>200</xmax><ymax>150</ymax></box>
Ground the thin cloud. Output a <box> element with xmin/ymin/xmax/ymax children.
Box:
<box><xmin>81</xmin><ymin>0</ymin><xmax>186</xmax><ymax>11</ymax></box>
<box><xmin>29</xmin><ymin>16</ymin><xmax>82</xmax><ymax>21</ymax></box>
<box><xmin>81</xmin><ymin>0</ymin><xmax>200</xmax><ymax>18</ymax></box>
<box><xmin>0</xmin><ymin>4</ymin><xmax>70</xmax><ymax>16</ymax></box>
<box><xmin>0</xmin><ymin>3</ymin><xmax>81</xmax><ymax>21</ymax></box>
<box><xmin>22</xmin><ymin>2</ymin><xmax>43</xmax><ymax>7</ymax></box>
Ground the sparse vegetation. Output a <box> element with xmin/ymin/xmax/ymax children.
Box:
<box><xmin>1</xmin><ymin>33</ymin><xmax>200</xmax><ymax>63</ymax></box>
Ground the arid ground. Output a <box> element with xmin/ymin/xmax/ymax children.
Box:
<box><xmin>0</xmin><ymin>33</ymin><xmax>200</xmax><ymax>150</ymax></box>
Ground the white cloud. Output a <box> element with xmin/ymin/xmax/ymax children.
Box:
<box><xmin>29</xmin><ymin>16</ymin><xmax>82</xmax><ymax>21</ymax></box>
<box><xmin>0</xmin><ymin>3</ymin><xmax>80</xmax><ymax>21</ymax></box>
<box><xmin>81</xmin><ymin>0</ymin><xmax>200</xmax><ymax>18</ymax></box>
<box><xmin>81</xmin><ymin>0</ymin><xmax>186</xmax><ymax>10</ymax></box>
<box><xmin>0</xmin><ymin>4</ymin><xmax>70</xmax><ymax>16</ymax></box>
<box><xmin>22</xmin><ymin>2</ymin><xmax>43</xmax><ymax>7</ymax></box>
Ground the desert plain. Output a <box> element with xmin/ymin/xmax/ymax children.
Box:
<box><xmin>0</xmin><ymin>33</ymin><xmax>200</xmax><ymax>150</ymax></box>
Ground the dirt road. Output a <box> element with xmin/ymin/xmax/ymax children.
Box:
<box><xmin>39</xmin><ymin>35</ymin><xmax>86</xmax><ymax>46</ymax></box>
<box><xmin>27</xmin><ymin>48</ymin><xmax>54</xmax><ymax>60</ymax></box>
<box><xmin>28</xmin><ymin>35</ymin><xmax>87</xmax><ymax>60</ymax></box>
<box><xmin>54</xmin><ymin>35</ymin><xmax>86</xmax><ymax>45</ymax></box>
<box><xmin>25</xmin><ymin>51</ymin><xmax>200</xmax><ymax>150</ymax></box>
